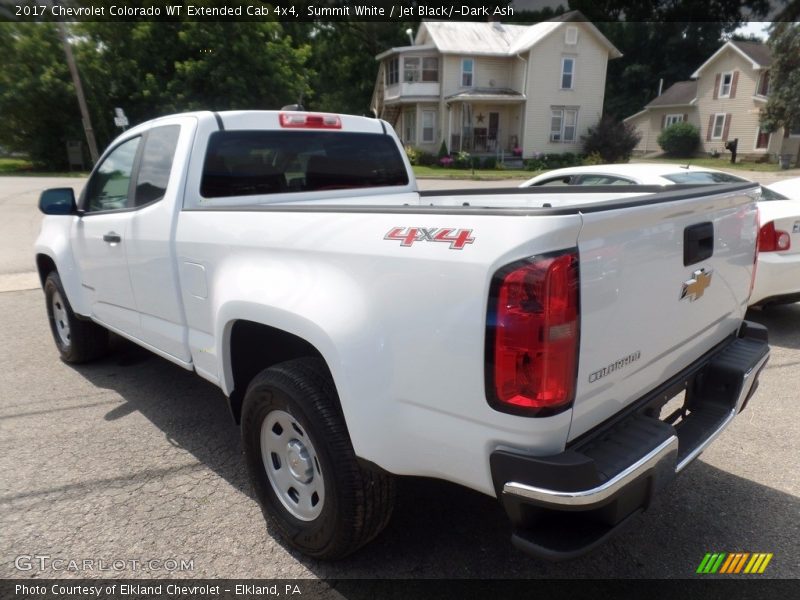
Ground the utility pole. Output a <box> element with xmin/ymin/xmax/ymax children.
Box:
<box><xmin>55</xmin><ymin>16</ymin><xmax>99</xmax><ymax>164</ymax></box>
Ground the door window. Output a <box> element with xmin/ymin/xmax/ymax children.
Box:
<box><xmin>134</xmin><ymin>125</ymin><xmax>180</xmax><ymax>207</ymax></box>
<box><xmin>83</xmin><ymin>137</ymin><xmax>141</xmax><ymax>213</ymax></box>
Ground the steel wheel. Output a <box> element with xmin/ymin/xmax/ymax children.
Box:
<box><xmin>50</xmin><ymin>289</ymin><xmax>71</xmax><ymax>348</ymax></box>
<box><xmin>261</xmin><ymin>409</ymin><xmax>325</xmax><ymax>521</ymax></box>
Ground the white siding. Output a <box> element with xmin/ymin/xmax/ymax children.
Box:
<box><xmin>441</xmin><ymin>55</ymin><xmax>515</xmax><ymax>97</ymax></box>
<box><xmin>522</xmin><ymin>23</ymin><xmax>610</xmax><ymax>154</ymax></box>
<box><xmin>695</xmin><ymin>49</ymin><xmax>764</xmax><ymax>155</ymax></box>
<box><xmin>629</xmin><ymin>108</ymin><xmax>699</xmax><ymax>154</ymax></box>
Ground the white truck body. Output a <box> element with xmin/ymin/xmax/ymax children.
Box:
<box><xmin>35</xmin><ymin>111</ymin><xmax>769</xmax><ymax>560</ymax></box>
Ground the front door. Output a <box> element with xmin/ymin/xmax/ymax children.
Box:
<box><xmin>488</xmin><ymin>112</ymin><xmax>500</xmax><ymax>150</ymax></box>
<box><xmin>71</xmin><ymin>135</ymin><xmax>142</xmax><ymax>337</ymax></box>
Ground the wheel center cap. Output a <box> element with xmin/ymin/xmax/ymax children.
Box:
<box><xmin>286</xmin><ymin>439</ymin><xmax>313</xmax><ymax>483</ymax></box>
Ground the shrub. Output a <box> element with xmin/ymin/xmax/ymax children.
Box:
<box><xmin>439</xmin><ymin>156</ymin><xmax>454</xmax><ymax>168</ymax></box>
<box><xmin>525</xmin><ymin>154</ymin><xmax>546</xmax><ymax>171</ymax></box>
<box><xmin>583</xmin><ymin>151</ymin><xmax>604</xmax><ymax>165</ymax></box>
<box><xmin>657</xmin><ymin>122</ymin><xmax>700</xmax><ymax>157</ymax></box>
<box><xmin>582</xmin><ymin>116</ymin><xmax>641</xmax><ymax>163</ymax></box>
<box><xmin>482</xmin><ymin>156</ymin><xmax>497</xmax><ymax>169</ymax></box>
<box><xmin>454</xmin><ymin>151</ymin><xmax>472</xmax><ymax>169</ymax></box>
<box><xmin>437</xmin><ymin>140</ymin><xmax>449</xmax><ymax>159</ymax></box>
<box><xmin>417</xmin><ymin>151</ymin><xmax>436</xmax><ymax>166</ymax></box>
<box><xmin>405</xmin><ymin>146</ymin><xmax>420</xmax><ymax>165</ymax></box>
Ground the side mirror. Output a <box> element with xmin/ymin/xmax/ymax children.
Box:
<box><xmin>39</xmin><ymin>188</ymin><xmax>77</xmax><ymax>215</ymax></box>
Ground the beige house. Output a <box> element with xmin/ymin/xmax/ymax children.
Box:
<box><xmin>370</xmin><ymin>12</ymin><xmax>622</xmax><ymax>158</ymax></box>
<box><xmin>626</xmin><ymin>40</ymin><xmax>800</xmax><ymax>160</ymax></box>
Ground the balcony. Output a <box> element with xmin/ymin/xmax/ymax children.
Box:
<box><xmin>384</xmin><ymin>82</ymin><xmax>440</xmax><ymax>102</ymax></box>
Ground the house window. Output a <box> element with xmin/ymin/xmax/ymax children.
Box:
<box><xmin>757</xmin><ymin>71</ymin><xmax>770</xmax><ymax>96</ymax></box>
<box><xmin>550</xmin><ymin>107</ymin><xmax>578</xmax><ymax>142</ymax></box>
<box><xmin>755</xmin><ymin>128</ymin><xmax>770</xmax><ymax>150</ymax></box>
<box><xmin>461</xmin><ymin>59</ymin><xmax>474</xmax><ymax>87</ymax></box>
<box><xmin>386</xmin><ymin>58</ymin><xmax>399</xmax><ymax>85</ymax></box>
<box><xmin>665</xmin><ymin>114</ymin><xmax>684</xmax><ymax>127</ymax></box>
<box><xmin>565</xmin><ymin>26</ymin><xmax>578</xmax><ymax>45</ymax></box>
<box><xmin>561</xmin><ymin>57</ymin><xmax>575</xmax><ymax>90</ymax></box>
<box><xmin>422</xmin><ymin>57</ymin><xmax>439</xmax><ymax>82</ymax></box>
<box><xmin>403</xmin><ymin>108</ymin><xmax>416</xmax><ymax>144</ymax></box>
<box><xmin>719</xmin><ymin>72</ymin><xmax>733</xmax><ymax>98</ymax></box>
<box><xmin>404</xmin><ymin>57</ymin><xmax>420</xmax><ymax>82</ymax></box>
<box><xmin>711</xmin><ymin>113</ymin><xmax>726</xmax><ymax>139</ymax></box>
<box><xmin>422</xmin><ymin>110</ymin><xmax>436</xmax><ymax>143</ymax></box>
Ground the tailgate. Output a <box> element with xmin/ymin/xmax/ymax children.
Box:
<box><xmin>569</xmin><ymin>183</ymin><xmax>759</xmax><ymax>440</ymax></box>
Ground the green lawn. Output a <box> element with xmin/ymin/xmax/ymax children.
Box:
<box><xmin>413</xmin><ymin>165</ymin><xmax>535</xmax><ymax>180</ymax></box>
<box><xmin>0</xmin><ymin>157</ymin><xmax>33</xmax><ymax>173</ymax></box>
<box><xmin>0</xmin><ymin>157</ymin><xmax>88</xmax><ymax>177</ymax></box>
<box><xmin>640</xmin><ymin>157</ymin><xmax>782</xmax><ymax>172</ymax></box>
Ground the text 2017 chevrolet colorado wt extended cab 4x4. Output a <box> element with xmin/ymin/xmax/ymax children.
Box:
<box><xmin>35</xmin><ymin>110</ymin><xmax>769</xmax><ymax>560</ymax></box>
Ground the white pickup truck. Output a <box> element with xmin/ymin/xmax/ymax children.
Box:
<box><xmin>35</xmin><ymin>110</ymin><xmax>769</xmax><ymax>561</ymax></box>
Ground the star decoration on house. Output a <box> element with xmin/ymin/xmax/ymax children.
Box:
<box><xmin>476</xmin><ymin>113</ymin><xmax>485</xmax><ymax>124</ymax></box>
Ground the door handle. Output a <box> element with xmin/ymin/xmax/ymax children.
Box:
<box><xmin>103</xmin><ymin>232</ymin><xmax>122</xmax><ymax>244</ymax></box>
<box><xmin>684</xmin><ymin>222</ymin><xmax>714</xmax><ymax>266</ymax></box>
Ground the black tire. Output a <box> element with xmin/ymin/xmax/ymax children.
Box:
<box><xmin>241</xmin><ymin>357</ymin><xmax>395</xmax><ymax>559</ymax></box>
<box><xmin>44</xmin><ymin>271</ymin><xmax>109</xmax><ymax>363</ymax></box>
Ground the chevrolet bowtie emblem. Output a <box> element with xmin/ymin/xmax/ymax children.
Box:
<box><xmin>681</xmin><ymin>268</ymin><xmax>713</xmax><ymax>302</ymax></box>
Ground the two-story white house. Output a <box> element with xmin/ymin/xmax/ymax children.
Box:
<box><xmin>370</xmin><ymin>13</ymin><xmax>622</xmax><ymax>158</ymax></box>
<box><xmin>625</xmin><ymin>40</ymin><xmax>800</xmax><ymax>161</ymax></box>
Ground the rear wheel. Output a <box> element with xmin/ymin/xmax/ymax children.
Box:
<box><xmin>44</xmin><ymin>272</ymin><xmax>109</xmax><ymax>363</ymax></box>
<box><xmin>241</xmin><ymin>358</ymin><xmax>395</xmax><ymax>559</ymax></box>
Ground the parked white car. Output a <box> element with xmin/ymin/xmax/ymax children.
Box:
<box><xmin>521</xmin><ymin>165</ymin><xmax>800</xmax><ymax>306</ymax></box>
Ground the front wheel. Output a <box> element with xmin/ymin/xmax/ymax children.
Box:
<box><xmin>44</xmin><ymin>271</ymin><xmax>109</xmax><ymax>363</ymax></box>
<box><xmin>241</xmin><ymin>358</ymin><xmax>395</xmax><ymax>559</ymax></box>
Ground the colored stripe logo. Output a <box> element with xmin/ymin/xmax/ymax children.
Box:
<box><xmin>696</xmin><ymin>552</ymin><xmax>773</xmax><ymax>574</ymax></box>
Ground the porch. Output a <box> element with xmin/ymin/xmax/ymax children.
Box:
<box><xmin>445</xmin><ymin>90</ymin><xmax>525</xmax><ymax>156</ymax></box>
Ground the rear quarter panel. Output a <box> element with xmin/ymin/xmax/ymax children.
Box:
<box><xmin>175</xmin><ymin>208</ymin><xmax>582</xmax><ymax>496</ymax></box>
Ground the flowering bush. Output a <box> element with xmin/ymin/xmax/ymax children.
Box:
<box><xmin>404</xmin><ymin>145</ymin><xmax>420</xmax><ymax>165</ymax></box>
<box><xmin>439</xmin><ymin>156</ymin><xmax>454</xmax><ymax>167</ymax></box>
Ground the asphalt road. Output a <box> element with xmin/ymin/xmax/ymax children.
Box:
<box><xmin>0</xmin><ymin>175</ymin><xmax>798</xmax><ymax>581</ymax></box>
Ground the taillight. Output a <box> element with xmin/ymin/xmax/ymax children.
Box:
<box><xmin>758</xmin><ymin>221</ymin><xmax>791</xmax><ymax>252</ymax></box>
<box><xmin>279</xmin><ymin>112</ymin><xmax>342</xmax><ymax>129</ymax></box>
<box><xmin>486</xmin><ymin>249</ymin><xmax>580</xmax><ymax>416</ymax></box>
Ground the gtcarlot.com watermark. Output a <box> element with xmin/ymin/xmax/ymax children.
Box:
<box><xmin>14</xmin><ymin>554</ymin><xmax>194</xmax><ymax>573</ymax></box>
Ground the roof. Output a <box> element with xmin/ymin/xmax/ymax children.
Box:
<box><xmin>420</xmin><ymin>21</ymin><xmax>531</xmax><ymax>55</ymax></box>
<box><xmin>691</xmin><ymin>40</ymin><xmax>772</xmax><ymax>77</ymax></box>
<box><xmin>731</xmin><ymin>41</ymin><xmax>772</xmax><ymax>68</ymax></box>
<box><xmin>375</xmin><ymin>44</ymin><xmax>436</xmax><ymax>61</ymax></box>
<box><xmin>646</xmin><ymin>81</ymin><xmax>697</xmax><ymax>108</ymax></box>
<box><xmin>520</xmin><ymin>163</ymin><xmax>740</xmax><ymax>186</ymax></box>
<box><xmin>446</xmin><ymin>88</ymin><xmax>525</xmax><ymax>101</ymax></box>
<box><xmin>405</xmin><ymin>11</ymin><xmax>622</xmax><ymax>59</ymax></box>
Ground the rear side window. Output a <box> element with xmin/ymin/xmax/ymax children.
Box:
<box><xmin>200</xmin><ymin>130</ymin><xmax>409</xmax><ymax>198</ymax></box>
<box><xmin>663</xmin><ymin>171</ymin><xmax>748</xmax><ymax>184</ymax></box>
<box><xmin>134</xmin><ymin>125</ymin><xmax>180</xmax><ymax>207</ymax></box>
<box><xmin>533</xmin><ymin>176</ymin><xmax>573</xmax><ymax>186</ymax></box>
<box><xmin>575</xmin><ymin>174</ymin><xmax>637</xmax><ymax>185</ymax></box>
<box><xmin>759</xmin><ymin>185</ymin><xmax>788</xmax><ymax>201</ymax></box>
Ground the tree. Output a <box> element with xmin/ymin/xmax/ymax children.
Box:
<box><xmin>0</xmin><ymin>20</ymin><xmax>315</xmax><ymax>168</ymax></box>
<box><xmin>0</xmin><ymin>23</ymin><xmax>84</xmax><ymax>168</ymax></box>
<box><xmin>657</xmin><ymin>122</ymin><xmax>701</xmax><ymax>156</ymax></box>
<box><xmin>582</xmin><ymin>115</ymin><xmax>641</xmax><ymax>163</ymax></box>
<box><xmin>759</xmin><ymin>22</ymin><xmax>800</xmax><ymax>135</ymax></box>
<box><xmin>287</xmin><ymin>22</ymin><xmax>411</xmax><ymax>115</ymax></box>
<box><xmin>568</xmin><ymin>1</ymin><xmax>772</xmax><ymax>120</ymax></box>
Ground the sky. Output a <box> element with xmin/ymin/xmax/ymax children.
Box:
<box><xmin>735</xmin><ymin>22</ymin><xmax>771</xmax><ymax>40</ymax></box>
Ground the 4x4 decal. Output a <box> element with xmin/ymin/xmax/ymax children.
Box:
<box><xmin>384</xmin><ymin>227</ymin><xmax>475</xmax><ymax>250</ymax></box>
